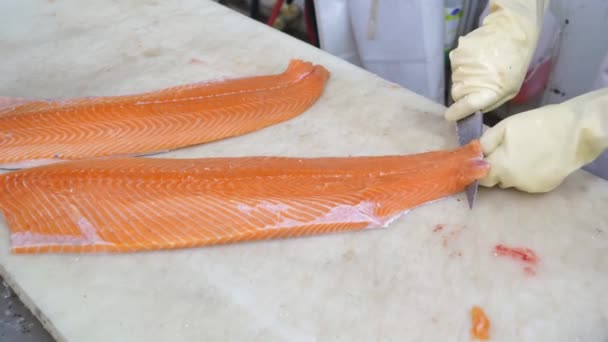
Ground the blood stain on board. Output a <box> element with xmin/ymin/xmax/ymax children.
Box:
<box><xmin>493</xmin><ymin>244</ymin><xmax>539</xmax><ymax>275</ymax></box>
<box><xmin>493</xmin><ymin>245</ymin><xmax>538</xmax><ymax>264</ymax></box>
<box><xmin>432</xmin><ymin>224</ymin><xmax>465</xmax><ymax>258</ymax></box>
<box><xmin>449</xmin><ymin>251</ymin><xmax>463</xmax><ymax>258</ymax></box>
<box><xmin>523</xmin><ymin>266</ymin><xmax>536</xmax><ymax>276</ymax></box>
<box><xmin>188</xmin><ymin>58</ymin><xmax>204</xmax><ymax>65</ymax></box>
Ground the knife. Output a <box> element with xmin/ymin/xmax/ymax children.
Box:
<box><xmin>456</xmin><ymin>110</ymin><xmax>483</xmax><ymax>209</ymax></box>
<box><xmin>583</xmin><ymin>150</ymin><xmax>608</xmax><ymax>181</ymax></box>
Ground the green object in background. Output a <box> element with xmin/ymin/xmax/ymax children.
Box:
<box><xmin>443</xmin><ymin>0</ymin><xmax>464</xmax><ymax>105</ymax></box>
<box><xmin>444</xmin><ymin>2</ymin><xmax>463</xmax><ymax>53</ymax></box>
<box><xmin>445</xmin><ymin>6</ymin><xmax>463</xmax><ymax>20</ymax></box>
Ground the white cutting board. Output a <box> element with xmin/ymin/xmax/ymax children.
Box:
<box><xmin>0</xmin><ymin>1</ymin><xmax>607</xmax><ymax>341</ymax></box>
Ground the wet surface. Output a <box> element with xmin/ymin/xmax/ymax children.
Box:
<box><xmin>0</xmin><ymin>276</ymin><xmax>55</xmax><ymax>342</ymax></box>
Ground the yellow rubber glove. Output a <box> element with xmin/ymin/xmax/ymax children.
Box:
<box><xmin>445</xmin><ymin>0</ymin><xmax>550</xmax><ymax>121</ymax></box>
<box><xmin>480</xmin><ymin>88</ymin><xmax>608</xmax><ymax>193</ymax></box>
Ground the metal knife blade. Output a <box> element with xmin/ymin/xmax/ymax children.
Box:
<box><xmin>583</xmin><ymin>150</ymin><xmax>608</xmax><ymax>181</ymax></box>
<box><xmin>456</xmin><ymin>111</ymin><xmax>483</xmax><ymax>209</ymax></box>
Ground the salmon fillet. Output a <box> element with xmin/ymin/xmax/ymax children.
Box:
<box><xmin>0</xmin><ymin>60</ymin><xmax>330</xmax><ymax>169</ymax></box>
<box><xmin>0</xmin><ymin>141</ymin><xmax>489</xmax><ymax>254</ymax></box>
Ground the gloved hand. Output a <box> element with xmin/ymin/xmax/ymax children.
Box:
<box><xmin>445</xmin><ymin>0</ymin><xmax>550</xmax><ymax>121</ymax></box>
<box><xmin>480</xmin><ymin>88</ymin><xmax>608</xmax><ymax>193</ymax></box>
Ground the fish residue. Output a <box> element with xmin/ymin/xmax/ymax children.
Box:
<box><xmin>493</xmin><ymin>244</ymin><xmax>539</xmax><ymax>275</ymax></box>
<box><xmin>493</xmin><ymin>245</ymin><xmax>538</xmax><ymax>264</ymax></box>
<box><xmin>188</xmin><ymin>58</ymin><xmax>204</xmax><ymax>64</ymax></box>
<box><xmin>470</xmin><ymin>306</ymin><xmax>490</xmax><ymax>340</ymax></box>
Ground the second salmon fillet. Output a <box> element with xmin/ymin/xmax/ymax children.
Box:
<box><xmin>0</xmin><ymin>60</ymin><xmax>330</xmax><ymax>169</ymax></box>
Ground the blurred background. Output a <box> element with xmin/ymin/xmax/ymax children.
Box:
<box><xmin>215</xmin><ymin>0</ymin><xmax>608</xmax><ymax>126</ymax></box>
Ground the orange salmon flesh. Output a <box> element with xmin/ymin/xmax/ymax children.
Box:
<box><xmin>0</xmin><ymin>141</ymin><xmax>489</xmax><ymax>254</ymax></box>
<box><xmin>0</xmin><ymin>60</ymin><xmax>329</xmax><ymax>169</ymax></box>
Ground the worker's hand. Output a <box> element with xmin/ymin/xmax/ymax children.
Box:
<box><xmin>479</xmin><ymin>88</ymin><xmax>608</xmax><ymax>193</ymax></box>
<box><xmin>445</xmin><ymin>0</ymin><xmax>550</xmax><ymax>121</ymax></box>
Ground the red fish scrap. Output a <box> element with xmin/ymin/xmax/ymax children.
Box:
<box><xmin>493</xmin><ymin>244</ymin><xmax>539</xmax><ymax>276</ymax></box>
<box><xmin>493</xmin><ymin>245</ymin><xmax>538</xmax><ymax>264</ymax></box>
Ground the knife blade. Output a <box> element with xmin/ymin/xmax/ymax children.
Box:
<box><xmin>583</xmin><ymin>150</ymin><xmax>608</xmax><ymax>181</ymax></box>
<box><xmin>456</xmin><ymin>110</ymin><xmax>483</xmax><ymax>209</ymax></box>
